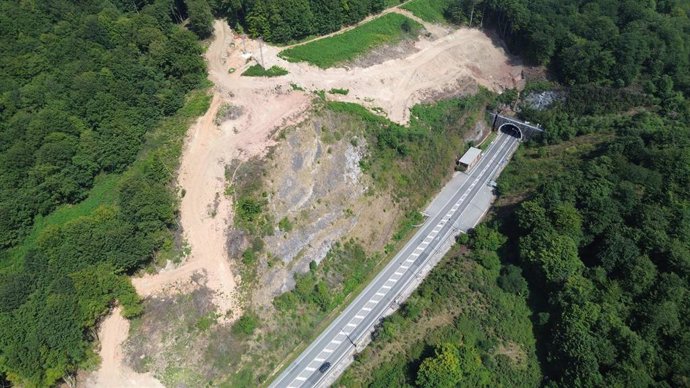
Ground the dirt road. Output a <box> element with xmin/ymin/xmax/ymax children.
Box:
<box><xmin>83</xmin><ymin>307</ymin><xmax>163</xmax><ymax>388</ymax></box>
<box><xmin>85</xmin><ymin>13</ymin><xmax>523</xmax><ymax>386</ymax></box>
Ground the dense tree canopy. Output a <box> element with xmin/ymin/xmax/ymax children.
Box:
<box><xmin>186</xmin><ymin>0</ymin><xmax>215</xmax><ymax>38</ymax></box>
<box><xmin>0</xmin><ymin>0</ymin><xmax>206</xmax><ymax>385</ymax></box>
<box><xmin>496</xmin><ymin>1</ymin><xmax>690</xmax><ymax>380</ymax></box>
<box><xmin>0</xmin><ymin>0</ymin><xmax>204</xmax><ymax>248</ymax></box>
<box><xmin>512</xmin><ymin>108</ymin><xmax>690</xmax><ymax>385</ymax></box>
<box><xmin>209</xmin><ymin>0</ymin><xmax>385</xmax><ymax>43</ymax></box>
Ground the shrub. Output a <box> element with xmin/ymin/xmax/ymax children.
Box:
<box><xmin>241</xmin><ymin>64</ymin><xmax>288</xmax><ymax>77</ymax></box>
<box><xmin>242</xmin><ymin>249</ymin><xmax>257</xmax><ymax>265</ymax></box>
<box><xmin>232</xmin><ymin>312</ymin><xmax>259</xmax><ymax>336</ymax></box>
<box><xmin>498</xmin><ymin>265</ymin><xmax>529</xmax><ymax>296</ymax></box>
<box><xmin>278</xmin><ymin>217</ymin><xmax>293</xmax><ymax>232</ymax></box>
<box><xmin>328</xmin><ymin>88</ymin><xmax>349</xmax><ymax>95</ymax></box>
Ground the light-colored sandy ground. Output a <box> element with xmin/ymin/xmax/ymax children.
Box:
<box><xmin>85</xmin><ymin>10</ymin><xmax>524</xmax><ymax>386</ymax></box>
<box><xmin>84</xmin><ymin>307</ymin><xmax>163</xmax><ymax>388</ymax></box>
<box><xmin>229</xmin><ymin>9</ymin><xmax>522</xmax><ymax>123</ymax></box>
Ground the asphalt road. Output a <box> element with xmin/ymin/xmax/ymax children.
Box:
<box><xmin>270</xmin><ymin>132</ymin><xmax>520</xmax><ymax>388</ymax></box>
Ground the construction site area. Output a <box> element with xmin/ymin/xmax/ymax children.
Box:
<box><xmin>84</xmin><ymin>6</ymin><xmax>525</xmax><ymax>387</ymax></box>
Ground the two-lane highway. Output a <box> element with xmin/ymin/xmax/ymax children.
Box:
<box><xmin>270</xmin><ymin>131</ymin><xmax>520</xmax><ymax>388</ymax></box>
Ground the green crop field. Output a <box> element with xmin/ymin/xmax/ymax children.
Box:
<box><xmin>401</xmin><ymin>0</ymin><xmax>454</xmax><ymax>23</ymax></box>
<box><xmin>279</xmin><ymin>13</ymin><xmax>422</xmax><ymax>68</ymax></box>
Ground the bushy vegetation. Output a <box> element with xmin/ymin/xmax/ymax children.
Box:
<box><xmin>241</xmin><ymin>64</ymin><xmax>289</xmax><ymax>77</ymax></box>
<box><xmin>230</xmin><ymin>159</ymin><xmax>272</xmax><ymax>236</ymax></box>
<box><xmin>279</xmin><ymin>13</ymin><xmax>422</xmax><ymax>68</ymax></box>
<box><xmin>0</xmin><ymin>1</ymin><xmax>208</xmax><ymax>385</ymax></box>
<box><xmin>329</xmin><ymin>88</ymin><xmax>350</xmax><ymax>95</ymax></box>
<box><xmin>209</xmin><ymin>0</ymin><xmax>385</xmax><ymax>44</ymax></box>
<box><xmin>276</xmin><ymin>241</ymin><xmax>376</xmax><ymax>314</ymax></box>
<box><xmin>278</xmin><ymin>217</ymin><xmax>293</xmax><ymax>232</ymax></box>
<box><xmin>232</xmin><ymin>312</ymin><xmax>260</xmax><ymax>336</ymax></box>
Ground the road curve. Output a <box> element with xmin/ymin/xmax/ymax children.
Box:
<box><xmin>270</xmin><ymin>132</ymin><xmax>520</xmax><ymax>388</ymax></box>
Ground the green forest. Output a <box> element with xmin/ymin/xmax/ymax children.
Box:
<box><xmin>0</xmin><ymin>0</ymin><xmax>208</xmax><ymax>386</ymax></box>
<box><xmin>340</xmin><ymin>0</ymin><xmax>690</xmax><ymax>387</ymax></box>
<box><xmin>208</xmin><ymin>0</ymin><xmax>386</xmax><ymax>43</ymax></box>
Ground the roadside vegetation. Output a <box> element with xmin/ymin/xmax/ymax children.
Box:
<box><xmin>241</xmin><ymin>64</ymin><xmax>289</xmax><ymax>77</ymax></box>
<box><xmin>0</xmin><ymin>1</ymin><xmax>208</xmax><ymax>385</ymax></box>
<box><xmin>279</xmin><ymin>13</ymin><xmax>422</xmax><ymax>68</ymax></box>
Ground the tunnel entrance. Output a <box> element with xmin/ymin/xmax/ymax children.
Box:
<box><xmin>499</xmin><ymin>123</ymin><xmax>522</xmax><ymax>139</ymax></box>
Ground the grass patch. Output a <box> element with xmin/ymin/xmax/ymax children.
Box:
<box><xmin>290</xmin><ymin>83</ymin><xmax>305</xmax><ymax>91</ymax></box>
<box><xmin>392</xmin><ymin>211</ymin><xmax>424</xmax><ymax>241</ymax></box>
<box><xmin>241</xmin><ymin>64</ymin><xmax>288</xmax><ymax>77</ymax></box>
<box><xmin>232</xmin><ymin>312</ymin><xmax>260</xmax><ymax>336</ymax></box>
<box><xmin>401</xmin><ymin>0</ymin><xmax>455</xmax><ymax>23</ymax></box>
<box><xmin>478</xmin><ymin>131</ymin><xmax>498</xmax><ymax>151</ymax></box>
<box><xmin>385</xmin><ymin>0</ymin><xmax>404</xmax><ymax>7</ymax></box>
<box><xmin>279</xmin><ymin>13</ymin><xmax>422</xmax><ymax>68</ymax></box>
<box><xmin>328</xmin><ymin>88</ymin><xmax>349</xmax><ymax>95</ymax></box>
<box><xmin>195</xmin><ymin>312</ymin><xmax>218</xmax><ymax>332</ymax></box>
<box><xmin>278</xmin><ymin>217</ymin><xmax>293</xmax><ymax>232</ymax></box>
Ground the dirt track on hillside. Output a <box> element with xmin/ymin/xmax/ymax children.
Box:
<box><xmin>85</xmin><ymin>14</ymin><xmax>523</xmax><ymax>387</ymax></box>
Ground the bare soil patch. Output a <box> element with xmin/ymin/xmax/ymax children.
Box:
<box><xmin>82</xmin><ymin>307</ymin><xmax>163</xmax><ymax>388</ymax></box>
<box><xmin>347</xmin><ymin>38</ymin><xmax>421</xmax><ymax>68</ymax></box>
<box><xmin>495</xmin><ymin>341</ymin><xmax>528</xmax><ymax>367</ymax></box>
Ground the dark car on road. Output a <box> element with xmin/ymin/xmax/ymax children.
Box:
<box><xmin>319</xmin><ymin>362</ymin><xmax>331</xmax><ymax>373</ymax></box>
